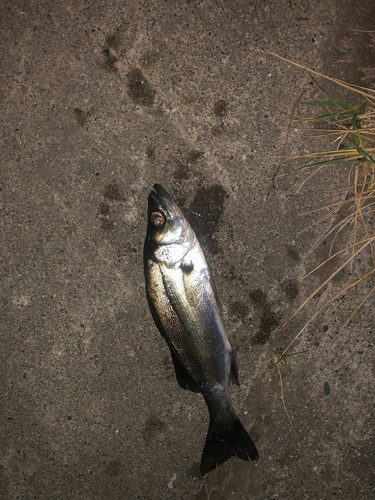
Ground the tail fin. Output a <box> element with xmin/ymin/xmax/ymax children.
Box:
<box><xmin>200</xmin><ymin>416</ymin><xmax>259</xmax><ymax>475</ymax></box>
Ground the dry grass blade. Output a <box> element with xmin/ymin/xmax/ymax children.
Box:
<box><xmin>275</xmin><ymin>361</ymin><xmax>301</xmax><ymax>445</ymax></box>
<box><xmin>265</xmin><ymin>54</ymin><xmax>375</xmax><ymax>446</ymax></box>
<box><xmin>343</xmin><ymin>283</ymin><xmax>375</xmax><ymax>327</ymax></box>
<box><xmin>268</xmin><ymin>89</ymin><xmax>307</xmax><ymax>194</ymax></box>
<box><xmin>267</xmin><ymin>55</ymin><xmax>374</xmax><ymax>335</ymax></box>
<box><xmin>262</xmin><ymin>352</ymin><xmax>305</xmax><ymax>446</ymax></box>
<box><xmin>267</xmin><ymin>51</ymin><xmax>375</xmax><ymax>102</ymax></box>
<box><xmin>276</xmin><ymin>239</ymin><xmax>372</xmax><ymax>357</ymax></box>
<box><xmin>204</xmin><ymin>474</ymin><xmax>215</xmax><ymax>500</ymax></box>
<box><xmin>300</xmin><ymin>236</ymin><xmax>374</xmax><ymax>282</ymax></box>
<box><xmin>298</xmin><ymin>193</ymin><xmax>375</xmax><ymax>243</ymax></box>
<box><xmin>281</xmin><ymin>265</ymin><xmax>375</xmax><ymax>358</ymax></box>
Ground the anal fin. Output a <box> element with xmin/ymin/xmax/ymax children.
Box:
<box><xmin>229</xmin><ymin>350</ymin><xmax>240</xmax><ymax>386</ymax></box>
<box><xmin>168</xmin><ymin>346</ymin><xmax>200</xmax><ymax>393</ymax></box>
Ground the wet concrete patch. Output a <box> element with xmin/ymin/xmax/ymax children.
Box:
<box><xmin>211</xmin><ymin>123</ymin><xmax>226</xmax><ymax>136</ymax></box>
<box><xmin>104</xmin><ymin>460</ymin><xmax>121</xmax><ymax>476</ymax></box>
<box><xmin>145</xmin><ymin>144</ymin><xmax>156</xmax><ymax>160</ymax></box>
<box><xmin>188</xmin><ymin>184</ymin><xmax>227</xmax><ymax>254</ymax></box>
<box><xmin>142</xmin><ymin>415</ymin><xmax>165</xmax><ymax>444</ymax></box>
<box><xmin>99</xmin><ymin>202</ymin><xmax>110</xmax><ymax>215</ymax></box>
<box><xmin>173</xmin><ymin>150</ymin><xmax>205</xmax><ymax>182</ymax></box>
<box><xmin>228</xmin><ymin>301</ymin><xmax>249</xmax><ymax>322</ymax></box>
<box><xmin>249</xmin><ymin>289</ymin><xmax>280</xmax><ymax>344</ymax></box>
<box><xmin>104</xmin><ymin>21</ymin><xmax>136</xmax><ymax>54</ymax></box>
<box><xmin>214</xmin><ymin>100</ymin><xmax>228</xmax><ymax>117</ymax></box>
<box><xmin>100</xmin><ymin>219</ymin><xmax>114</xmax><ymax>231</ymax></box>
<box><xmin>281</xmin><ymin>278</ymin><xmax>299</xmax><ymax>301</ymax></box>
<box><xmin>101</xmin><ymin>46</ymin><xmax>120</xmax><ymax>72</ymax></box>
<box><xmin>73</xmin><ymin>107</ymin><xmax>89</xmax><ymax>127</ymax></box>
<box><xmin>126</xmin><ymin>68</ymin><xmax>156</xmax><ymax>107</ymax></box>
<box><xmin>323</xmin><ymin>0</ymin><xmax>375</xmax><ymax>87</ymax></box>
<box><xmin>104</xmin><ymin>182</ymin><xmax>122</xmax><ymax>201</ymax></box>
<box><xmin>285</xmin><ymin>244</ymin><xmax>301</xmax><ymax>262</ymax></box>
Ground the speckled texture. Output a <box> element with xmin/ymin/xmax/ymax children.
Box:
<box><xmin>1</xmin><ymin>1</ymin><xmax>374</xmax><ymax>499</ymax></box>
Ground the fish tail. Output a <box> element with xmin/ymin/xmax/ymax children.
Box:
<box><xmin>200</xmin><ymin>415</ymin><xmax>259</xmax><ymax>475</ymax></box>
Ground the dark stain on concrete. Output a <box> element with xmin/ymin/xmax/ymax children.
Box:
<box><xmin>104</xmin><ymin>460</ymin><xmax>121</xmax><ymax>476</ymax></box>
<box><xmin>188</xmin><ymin>184</ymin><xmax>227</xmax><ymax>255</ymax></box>
<box><xmin>309</xmin><ymin>242</ymin><xmax>343</xmax><ymax>282</ymax></box>
<box><xmin>180</xmin><ymin>94</ymin><xmax>195</xmax><ymax>105</ymax></box>
<box><xmin>104</xmin><ymin>22</ymin><xmax>136</xmax><ymax>56</ymax></box>
<box><xmin>186</xmin><ymin>150</ymin><xmax>204</xmax><ymax>163</ymax></box>
<box><xmin>100</xmin><ymin>219</ymin><xmax>114</xmax><ymax>231</ymax></box>
<box><xmin>146</xmin><ymin>145</ymin><xmax>156</xmax><ymax>160</ymax></box>
<box><xmin>100</xmin><ymin>184</ymin><xmax>121</xmax><ymax>231</ymax></box>
<box><xmin>174</xmin><ymin>161</ymin><xmax>192</xmax><ymax>182</ymax></box>
<box><xmin>105</xmin><ymin>32</ymin><xmax>122</xmax><ymax>52</ymax></box>
<box><xmin>142</xmin><ymin>415</ymin><xmax>165</xmax><ymax>443</ymax></box>
<box><xmin>281</xmin><ymin>279</ymin><xmax>299</xmax><ymax>301</ymax></box>
<box><xmin>126</xmin><ymin>68</ymin><xmax>156</xmax><ymax>107</ymax></box>
<box><xmin>324</xmin><ymin>381</ymin><xmax>330</xmax><ymax>395</ymax></box>
<box><xmin>104</xmin><ymin>182</ymin><xmax>122</xmax><ymax>201</ymax></box>
<box><xmin>285</xmin><ymin>244</ymin><xmax>301</xmax><ymax>261</ymax></box>
<box><xmin>222</xmin><ymin>262</ymin><xmax>245</xmax><ymax>284</ymax></box>
<box><xmin>214</xmin><ymin>100</ymin><xmax>227</xmax><ymax>117</ymax></box>
<box><xmin>173</xmin><ymin>150</ymin><xmax>205</xmax><ymax>182</ymax></box>
<box><xmin>73</xmin><ymin>108</ymin><xmax>88</xmax><ymax>127</ymax></box>
<box><xmin>211</xmin><ymin>123</ymin><xmax>226</xmax><ymax>136</ymax></box>
<box><xmin>99</xmin><ymin>202</ymin><xmax>110</xmax><ymax>215</ymax></box>
<box><xmin>186</xmin><ymin>461</ymin><xmax>201</xmax><ymax>478</ymax></box>
<box><xmin>229</xmin><ymin>301</ymin><xmax>249</xmax><ymax>322</ymax></box>
<box><xmin>324</xmin><ymin>1</ymin><xmax>375</xmax><ymax>87</ymax></box>
<box><xmin>249</xmin><ymin>289</ymin><xmax>280</xmax><ymax>344</ymax></box>
<box><xmin>101</xmin><ymin>46</ymin><xmax>120</xmax><ymax>72</ymax></box>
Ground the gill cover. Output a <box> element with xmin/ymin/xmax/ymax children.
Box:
<box><xmin>146</xmin><ymin>184</ymin><xmax>194</xmax><ymax>266</ymax></box>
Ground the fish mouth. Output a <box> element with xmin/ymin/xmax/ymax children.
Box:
<box><xmin>153</xmin><ymin>184</ymin><xmax>173</xmax><ymax>202</ymax></box>
<box><xmin>148</xmin><ymin>184</ymin><xmax>178</xmax><ymax>216</ymax></box>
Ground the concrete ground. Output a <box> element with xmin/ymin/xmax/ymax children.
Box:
<box><xmin>1</xmin><ymin>1</ymin><xmax>374</xmax><ymax>499</ymax></box>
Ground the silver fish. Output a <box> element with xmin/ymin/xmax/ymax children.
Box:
<box><xmin>144</xmin><ymin>184</ymin><xmax>258</xmax><ymax>474</ymax></box>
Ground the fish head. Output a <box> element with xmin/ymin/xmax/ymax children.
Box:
<box><xmin>145</xmin><ymin>184</ymin><xmax>194</xmax><ymax>266</ymax></box>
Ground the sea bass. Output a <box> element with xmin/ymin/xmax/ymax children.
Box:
<box><xmin>143</xmin><ymin>184</ymin><xmax>259</xmax><ymax>474</ymax></box>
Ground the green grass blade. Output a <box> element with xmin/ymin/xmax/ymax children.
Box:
<box><xmin>352</xmin><ymin>133</ymin><xmax>360</xmax><ymax>147</ymax></box>
<box><xmin>354</xmin><ymin>144</ymin><xmax>375</xmax><ymax>165</ymax></box>
<box><xmin>308</xmin><ymin>72</ymin><xmax>334</xmax><ymax>100</ymax></box>
<box><xmin>301</xmin><ymin>100</ymin><xmax>357</xmax><ymax>111</ymax></box>
<box><xmin>283</xmin><ymin>350</ymin><xmax>310</xmax><ymax>358</ymax></box>
<box><xmin>285</xmin><ymin>155</ymin><xmax>360</xmax><ymax>174</ymax></box>
<box><xmin>301</xmin><ymin>112</ymin><xmax>348</xmax><ymax>121</ymax></box>
<box><xmin>357</xmin><ymin>103</ymin><xmax>367</xmax><ymax>115</ymax></box>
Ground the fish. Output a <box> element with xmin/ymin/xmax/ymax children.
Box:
<box><xmin>143</xmin><ymin>184</ymin><xmax>259</xmax><ymax>475</ymax></box>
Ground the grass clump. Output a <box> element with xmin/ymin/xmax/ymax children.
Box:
<box><xmin>265</xmin><ymin>54</ymin><xmax>375</xmax><ymax>439</ymax></box>
<box><xmin>269</xmin><ymin>53</ymin><xmax>375</xmax><ymax>352</ymax></box>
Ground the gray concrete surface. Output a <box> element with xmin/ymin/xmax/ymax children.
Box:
<box><xmin>1</xmin><ymin>1</ymin><xmax>374</xmax><ymax>499</ymax></box>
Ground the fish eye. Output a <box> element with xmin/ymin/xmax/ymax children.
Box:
<box><xmin>150</xmin><ymin>211</ymin><xmax>165</xmax><ymax>227</ymax></box>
